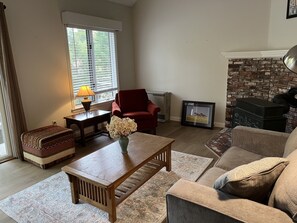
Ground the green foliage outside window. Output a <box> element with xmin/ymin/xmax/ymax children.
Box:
<box><xmin>66</xmin><ymin>27</ymin><xmax>118</xmax><ymax>107</ymax></box>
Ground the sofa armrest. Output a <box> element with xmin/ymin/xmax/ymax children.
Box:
<box><xmin>166</xmin><ymin>179</ymin><xmax>293</xmax><ymax>223</ymax></box>
<box><xmin>232</xmin><ymin>126</ymin><xmax>290</xmax><ymax>157</ymax></box>
<box><xmin>147</xmin><ymin>100</ymin><xmax>160</xmax><ymax>115</ymax></box>
<box><xmin>111</xmin><ymin>101</ymin><xmax>122</xmax><ymax>117</ymax></box>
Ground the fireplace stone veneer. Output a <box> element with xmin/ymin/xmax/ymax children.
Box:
<box><xmin>225</xmin><ymin>57</ymin><xmax>297</xmax><ymax>133</ymax></box>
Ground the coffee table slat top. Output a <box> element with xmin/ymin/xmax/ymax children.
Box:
<box><xmin>62</xmin><ymin>132</ymin><xmax>174</xmax><ymax>187</ymax></box>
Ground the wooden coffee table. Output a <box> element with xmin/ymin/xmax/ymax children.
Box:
<box><xmin>62</xmin><ymin>132</ymin><xmax>175</xmax><ymax>222</ymax></box>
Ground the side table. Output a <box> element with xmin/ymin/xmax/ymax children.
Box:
<box><xmin>64</xmin><ymin>110</ymin><xmax>111</xmax><ymax>146</ymax></box>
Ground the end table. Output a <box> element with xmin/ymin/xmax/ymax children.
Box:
<box><xmin>64</xmin><ymin>110</ymin><xmax>111</xmax><ymax>146</ymax></box>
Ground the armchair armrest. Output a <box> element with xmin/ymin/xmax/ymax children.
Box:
<box><xmin>166</xmin><ymin>179</ymin><xmax>293</xmax><ymax>223</ymax></box>
<box><xmin>232</xmin><ymin>126</ymin><xmax>290</xmax><ymax>157</ymax></box>
<box><xmin>111</xmin><ymin>101</ymin><xmax>122</xmax><ymax>117</ymax></box>
<box><xmin>147</xmin><ymin>100</ymin><xmax>160</xmax><ymax>115</ymax></box>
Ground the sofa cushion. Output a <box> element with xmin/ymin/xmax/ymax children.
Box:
<box><xmin>214</xmin><ymin>157</ymin><xmax>289</xmax><ymax>202</ymax></box>
<box><xmin>215</xmin><ymin>146</ymin><xmax>264</xmax><ymax>171</ymax></box>
<box><xmin>268</xmin><ymin>149</ymin><xmax>297</xmax><ymax>221</ymax></box>
<box><xmin>283</xmin><ymin>127</ymin><xmax>297</xmax><ymax>157</ymax></box>
<box><xmin>197</xmin><ymin>167</ymin><xmax>227</xmax><ymax>187</ymax></box>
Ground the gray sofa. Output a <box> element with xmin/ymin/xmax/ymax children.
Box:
<box><xmin>166</xmin><ymin>126</ymin><xmax>297</xmax><ymax>223</ymax></box>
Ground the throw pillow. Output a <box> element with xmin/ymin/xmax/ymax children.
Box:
<box><xmin>213</xmin><ymin>157</ymin><xmax>289</xmax><ymax>202</ymax></box>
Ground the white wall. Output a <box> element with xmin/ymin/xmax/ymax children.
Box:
<box><xmin>268</xmin><ymin>0</ymin><xmax>297</xmax><ymax>49</ymax></box>
<box><xmin>4</xmin><ymin>0</ymin><xmax>289</xmax><ymax>130</ymax></box>
<box><xmin>3</xmin><ymin>0</ymin><xmax>135</xmax><ymax>130</ymax></box>
<box><xmin>133</xmin><ymin>0</ymin><xmax>271</xmax><ymax>126</ymax></box>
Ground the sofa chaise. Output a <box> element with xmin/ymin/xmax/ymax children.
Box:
<box><xmin>166</xmin><ymin>126</ymin><xmax>297</xmax><ymax>223</ymax></box>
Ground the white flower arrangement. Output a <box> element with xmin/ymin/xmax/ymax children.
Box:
<box><xmin>106</xmin><ymin>116</ymin><xmax>137</xmax><ymax>139</ymax></box>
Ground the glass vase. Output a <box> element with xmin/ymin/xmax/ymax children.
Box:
<box><xmin>119</xmin><ymin>136</ymin><xmax>129</xmax><ymax>154</ymax></box>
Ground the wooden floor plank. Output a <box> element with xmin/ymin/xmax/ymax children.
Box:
<box><xmin>0</xmin><ymin>121</ymin><xmax>221</xmax><ymax>222</ymax></box>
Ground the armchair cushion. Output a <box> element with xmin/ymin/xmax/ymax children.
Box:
<box><xmin>118</xmin><ymin>89</ymin><xmax>148</xmax><ymax>113</ymax></box>
<box><xmin>123</xmin><ymin>111</ymin><xmax>153</xmax><ymax>120</ymax></box>
<box><xmin>214</xmin><ymin>157</ymin><xmax>289</xmax><ymax>203</ymax></box>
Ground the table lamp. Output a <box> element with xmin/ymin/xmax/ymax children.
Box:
<box><xmin>283</xmin><ymin>45</ymin><xmax>297</xmax><ymax>74</ymax></box>
<box><xmin>76</xmin><ymin>85</ymin><xmax>95</xmax><ymax>112</ymax></box>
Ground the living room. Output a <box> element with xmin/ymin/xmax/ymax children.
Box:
<box><xmin>1</xmin><ymin>0</ymin><xmax>297</xmax><ymax>222</ymax></box>
<box><xmin>3</xmin><ymin>0</ymin><xmax>296</xmax><ymax>131</ymax></box>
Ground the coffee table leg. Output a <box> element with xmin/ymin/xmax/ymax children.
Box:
<box><xmin>166</xmin><ymin>146</ymin><xmax>172</xmax><ymax>171</ymax></box>
<box><xmin>107</xmin><ymin>189</ymin><xmax>117</xmax><ymax>223</ymax></box>
<box><xmin>67</xmin><ymin>174</ymin><xmax>79</xmax><ymax>203</ymax></box>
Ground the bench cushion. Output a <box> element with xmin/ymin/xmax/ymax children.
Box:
<box><xmin>21</xmin><ymin>125</ymin><xmax>74</xmax><ymax>158</ymax></box>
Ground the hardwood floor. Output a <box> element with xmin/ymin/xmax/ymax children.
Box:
<box><xmin>0</xmin><ymin>121</ymin><xmax>221</xmax><ymax>223</ymax></box>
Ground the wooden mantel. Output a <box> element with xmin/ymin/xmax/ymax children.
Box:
<box><xmin>221</xmin><ymin>49</ymin><xmax>288</xmax><ymax>59</ymax></box>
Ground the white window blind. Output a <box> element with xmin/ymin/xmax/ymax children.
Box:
<box><xmin>63</xmin><ymin>12</ymin><xmax>121</xmax><ymax>108</ymax></box>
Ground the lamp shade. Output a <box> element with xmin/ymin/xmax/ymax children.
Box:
<box><xmin>283</xmin><ymin>45</ymin><xmax>297</xmax><ymax>74</ymax></box>
<box><xmin>76</xmin><ymin>85</ymin><xmax>95</xmax><ymax>98</ymax></box>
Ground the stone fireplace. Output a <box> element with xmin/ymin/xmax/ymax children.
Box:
<box><xmin>223</xmin><ymin>50</ymin><xmax>297</xmax><ymax>133</ymax></box>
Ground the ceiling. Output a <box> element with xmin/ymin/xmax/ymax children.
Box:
<box><xmin>108</xmin><ymin>0</ymin><xmax>138</xmax><ymax>7</ymax></box>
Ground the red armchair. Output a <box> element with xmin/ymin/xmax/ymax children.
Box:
<box><xmin>112</xmin><ymin>89</ymin><xmax>160</xmax><ymax>134</ymax></box>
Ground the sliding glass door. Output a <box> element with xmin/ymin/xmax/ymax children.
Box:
<box><xmin>0</xmin><ymin>87</ymin><xmax>12</xmax><ymax>161</ymax></box>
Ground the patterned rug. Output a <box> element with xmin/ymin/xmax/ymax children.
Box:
<box><xmin>205</xmin><ymin>128</ymin><xmax>232</xmax><ymax>156</ymax></box>
<box><xmin>0</xmin><ymin>151</ymin><xmax>212</xmax><ymax>223</ymax></box>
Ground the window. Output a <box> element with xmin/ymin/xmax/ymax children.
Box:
<box><xmin>66</xmin><ymin>26</ymin><xmax>118</xmax><ymax>108</ymax></box>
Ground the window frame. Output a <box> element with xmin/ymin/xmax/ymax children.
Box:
<box><xmin>64</xmin><ymin>25</ymin><xmax>120</xmax><ymax>111</ymax></box>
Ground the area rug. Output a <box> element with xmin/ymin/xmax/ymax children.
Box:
<box><xmin>205</xmin><ymin>128</ymin><xmax>232</xmax><ymax>156</ymax></box>
<box><xmin>0</xmin><ymin>151</ymin><xmax>212</xmax><ymax>223</ymax></box>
